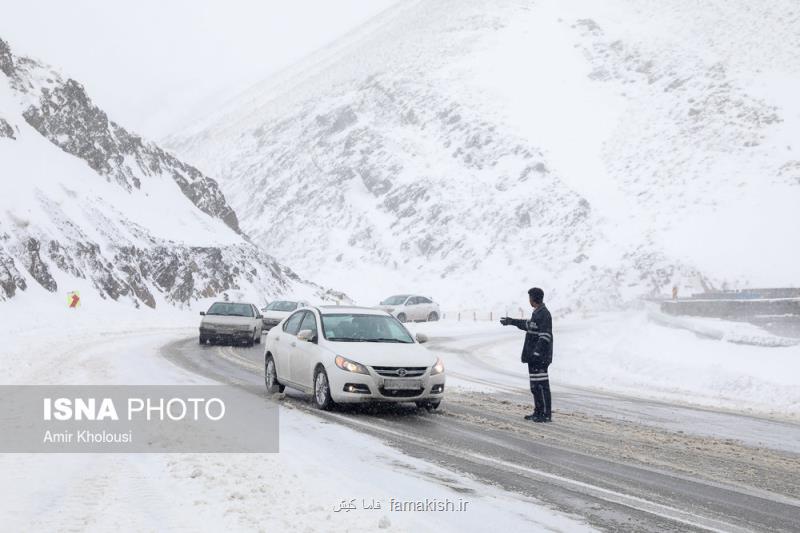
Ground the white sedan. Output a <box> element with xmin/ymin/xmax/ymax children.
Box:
<box><xmin>260</xmin><ymin>300</ymin><xmax>310</xmax><ymax>331</ymax></box>
<box><xmin>263</xmin><ymin>306</ymin><xmax>445</xmax><ymax>410</ymax></box>
<box><xmin>377</xmin><ymin>294</ymin><xmax>440</xmax><ymax>322</ymax></box>
<box><xmin>199</xmin><ymin>302</ymin><xmax>263</xmax><ymax>346</ymax></box>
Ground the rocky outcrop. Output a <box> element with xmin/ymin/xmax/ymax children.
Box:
<box><xmin>20</xmin><ymin>238</ymin><xmax>57</xmax><ymax>292</ymax></box>
<box><xmin>0</xmin><ymin>247</ymin><xmax>27</xmax><ymax>300</ymax></box>
<box><xmin>0</xmin><ymin>38</ymin><xmax>239</xmax><ymax>233</ymax></box>
<box><xmin>0</xmin><ymin>36</ymin><xmax>339</xmax><ymax>308</ymax></box>
<box><xmin>0</xmin><ymin>215</ymin><xmax>335</xmax><ymax>309</ymax></box>
<box><xmin>21</xmin><ymin>78</ymin><xmax>240</xmax><ymax>232</ymax></box>
<box><xmin>0</xmin><ymin>38</ymin><xmax>13</xmax><ymax>77</ymax></box>
<box><xmin>0</xmin><ymin>117</ymin><xmax>14</xmax><ymax>139</ymax></box>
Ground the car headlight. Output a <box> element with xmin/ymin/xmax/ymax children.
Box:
<box><xmin>430</xmin><ymin>357</ymin><xmax>445</xmax><ymax>375</ymax></box>
<box><xmin>335</xmin><ymin>355</ymin><xmax>369</xmax><ymax>374</ymax></box>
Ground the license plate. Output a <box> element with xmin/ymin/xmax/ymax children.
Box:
<box><xmin>383</xmin><ymin>379</ymin><xmax>422</xmax><ymax>390</ymax></box>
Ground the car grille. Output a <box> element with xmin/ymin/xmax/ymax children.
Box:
<box><xmin>205</xmin><ymin>325</ymin><xmax>241</xmax><ymax>333</ymax></box>
<box><xmin>378</xmin><ymin>387</ymin><xmax>423</xmax><ymax>398</ymax></box>
<box><xmin>371</xmin><ymin>366</ymin><xmax>427</xmax><ymax>377</ymax></box>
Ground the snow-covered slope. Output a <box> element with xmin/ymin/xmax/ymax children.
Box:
<box><xmin>0</xmin><ymin>37</ymin><xmax>339</xmax><ymax>308</ymax></box>
<box><xmin>168</xmin><ymin>0</ymin><xmax>800</xmax><ymax>311</ymax></box>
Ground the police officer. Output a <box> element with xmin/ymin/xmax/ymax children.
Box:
<box><xmin>500</xmin><ymin>287</ymin><xmax>553</xmax><ymax>422</ymax></box>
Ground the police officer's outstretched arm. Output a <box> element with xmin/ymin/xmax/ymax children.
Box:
<box><xmin>499</xmin><ymin>316</ymin><xmax>526</xmax><ymax>330</ymax></box>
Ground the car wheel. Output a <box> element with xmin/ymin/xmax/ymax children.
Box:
<box><xmin>254</xmin><ymin>329</ymin><xmax>261</xmax><ymax>344</ymax></box>
<box><xmin>313</xmin><ymin>367</ymin><xmax>335</xmax><ymax>410</ymax></box>
<box><xmin>199</xmin><ymin>336</ymin><xmax>206</xmax><ymax>345</ymax></box>
<box><xmin>397</xmin><ymin>313</ymin><xmax>407</xmax><ymax>323</ymax></box>
<box><xmin>427</xmin><ymin>311</ymin><xmax>439</xmax><ymax>322</ymax></box>
<box><xmin>264</xmin><ymin>355</ymin><xmax>285</xmax><ymax>394</ymax></box>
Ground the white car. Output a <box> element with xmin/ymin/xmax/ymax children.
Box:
<box><xmin>260</xmin><ymin>300</ymin><xmax>310</xmax><ymax>331</ymax></box>
<box><xmin>263</xmin><ymin>306</ymin><xmax>445</xmax><ymax>410</ymax></box>
<box><xmin>199</xmin><ymin>302</ymin><xmax>263</xmax><ymax>346</ymax></box>
<box><xmin>377</xmin><ymin>294</ymin><xmax>440</xmax><ymax>322</ymax></box>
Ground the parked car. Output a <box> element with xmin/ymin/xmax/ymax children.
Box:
<box><xmin>263</xmin><ymin>306</ymin><xmax>445</xmax><ymax>410</ymax></box>
<box><xmin>377</xmin><ymin>294</ymin><xmax>440</xmax><ymax>322</ymax></box>
<box><xmin>199</xmin><ymin>302</ymin><xmax>263</xmax><ymax>346</ymax></box>
<box><xmin>260</xmin><ymin>300</ymin><xmax>310</xmax><ymax>331</ymax></box>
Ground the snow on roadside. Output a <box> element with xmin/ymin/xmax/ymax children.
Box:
<box><xmin>648</xmin><ymin>308</ymin><xmax>799</xmax><ymax>347</ymax></box>
<box><xmin>0</xmin><ymin>299</ymin><xmax>594</xmax><ymax>532</ymax></box>
<box><xmin>412</xmin><ymin>312</ymin><xmax>800</xmax><ymax>419</ymax></box>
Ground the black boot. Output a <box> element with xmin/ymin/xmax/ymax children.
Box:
<box><xmin>524</xmin><ymin>412</ymin><xmax>539</xmax><ymax>421</ymax></box>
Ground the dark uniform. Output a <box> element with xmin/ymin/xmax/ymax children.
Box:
<box><xmin>504</xmin><ymin>305</ymin><xmax>553</xmax><ymax>420</ymax></box>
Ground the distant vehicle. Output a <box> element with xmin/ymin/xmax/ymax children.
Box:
<box><xmin>263</xmin><ymin>306</ymin><xmax>445</xmax><ymax>410</ymax></box>
<box><xmin>260</xmin><ymin>300</ymin><xmax>310</xmax><ymax>331</ymax></box>
<box><xmin>199</xmin><ymin>302</ymin><xmax>263</xmax><ymax>346</ymax></box>
<box><xmin>377</xmin><ymin>294</ymin><xmax>440</xmax><ymax>322</ymax></box>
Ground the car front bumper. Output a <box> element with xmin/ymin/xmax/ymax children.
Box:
<box><xmin>328</xmin><ymin>367</ymin><xmax>446</xmax><ymax>403</ymax></box>
<box><xmin>200</xmin><ymin>327</ymin><xmax>252</xmax><ymax>343</ymax></box>
<box><xmin>261</xmin><ymin>318</ymin><xmax>282</xmax><ymax>330</ymax></box>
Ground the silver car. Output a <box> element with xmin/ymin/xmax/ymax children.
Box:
<box><xmin>199</xmin><ymin>302</ymin><xmax>263</xmax><ymax>346</ymax></box>
<box><xmin>377</xmin><ymin>295</ymin><xmax>440</xmax><ymax>323</ymax></box>
<box><xmin>260</xmin><ymin>300</ymin><xmax>311</xmax><ymax>331</ymax></box>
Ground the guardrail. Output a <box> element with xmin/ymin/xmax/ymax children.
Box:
<box><xmin>660</xmin><ymin>298</ymin><xmax>800</xmax><ymax>319</ymax></box>
<box><xmin>440</xmin><ymin>309</ymin><xmax>529</xmax><ymax>321</ymax></box>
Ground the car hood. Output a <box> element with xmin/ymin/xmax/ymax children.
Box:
<box><xmin>326</xmin><ymin>341</ymin><xmax>436</xmax><ymax>367</ymax></box>
<box><xmin>376</xmin><ymin>305</ymin><xmax>398</xmax><ymax>311</ymax></box>
<box><xmin>201</xmin><ymin>315</ymin><xmax>252</xmax><ymax>327</ymax></box>
<box><xmin>263</xmin><ymin>310</ymin><xmax>292</xmax><ymax>320</ymax></box>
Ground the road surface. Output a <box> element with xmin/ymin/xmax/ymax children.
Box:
<box><xmin>162</xmin><ymin>331</ymin><xmax>800</xmax><ymax>532</ymax></box>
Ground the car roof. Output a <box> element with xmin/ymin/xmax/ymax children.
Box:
<box><xmin>210</xmin><ymin>301</ymin><xmax>255</xmax><ymax>306</ymax></box>
<box><xmin>316</xmin><ymin>306</ymin><xmax>390</xmax><ymax>316</ymax></box>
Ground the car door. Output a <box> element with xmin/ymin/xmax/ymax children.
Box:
<box><xmin>419</xmin><ymin>297</ymin><xmax>433</xmax><ymax>318</ymax></box>
<box><xmin>251</xmin><ymin>304</ymin><xmax>262</xmax><ymax>336</ymax></box>
<box><xmin>400</xmin><ymin>296</ymin><xmax>413</xmax><ymax>320</ymax></box>
<box><xmin>274</xmin><ymin>311</ymin><xmax>304</xmax><ymax>382</ymax></box>
<box><xmin>406</xmin><ymin>296</ymin><xmax>421</xmax><ymax>320</ymax></box>
<box><xmin>290</xmin><ymin>311</ymin><xmax>320</xmax><ymax>388</ymax></box>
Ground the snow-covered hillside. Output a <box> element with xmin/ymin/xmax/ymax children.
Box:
<box><xmin>168</xmin><ymin>0</ymin><xmax>800</xmax><ymax>311</ymax></box>
<box><xmin>0</xmin><ymin>37</ymin><xmax>338</xmax><ymax>308</ymax></box>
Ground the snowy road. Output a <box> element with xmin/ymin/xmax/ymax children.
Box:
<box><xmin>163</xmin><ymin>331</ymin><xmax>800</xmax><ymax>533</ymax></box>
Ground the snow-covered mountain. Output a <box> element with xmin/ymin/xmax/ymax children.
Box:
<box><xmin>0</xmin><ymin>37</ymin><xmax>341</xmax><ymax>308</ymax></box>
<box><xmin>169</xmin><ymin>0</ymin><xmax>800</xmax><ymax>312</ymax></box>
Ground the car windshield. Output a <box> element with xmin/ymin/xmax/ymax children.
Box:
<box><xmin>380</xmin><ymin>295</ymin><xmax>409</xmax><ymax>305</ymax></box>
<box><xmin>266</xmin><ymin>301</ymin><xmax>298</xmax><ymax>312</ymax></box>
<box><xmin>321</xmin><ymin>314</ymin><xmax>414</xmax><ymax>343</ymax></box>
<box><xmin>206</xmin><ymin>303</ymin><xmax>253</xmax><ymax>317</ymax></box>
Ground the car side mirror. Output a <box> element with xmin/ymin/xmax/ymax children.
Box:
<box><xmin>297</xmin><ymin>329</ymin><xmax>315</xmax><ymax>342</ymax></box>
<box><xmin>256</xmin><ymin>313</ymin><xmax>263</xmax><ymax>319</ymax></box>
<box><xmin>200</xmin><ymin>311</ymin><xmax>205</xmax><ymax>316</ymax></box>
<box><xmin>416</xmin><ymin>333</ymin><xmax>428</xmax><ymax>344</ymax></box>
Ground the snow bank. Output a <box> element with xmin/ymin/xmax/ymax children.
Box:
<box><xmin>419</xmin><ymin>311</ymin><xmax>800</xmax><ymax>418</ymax></box>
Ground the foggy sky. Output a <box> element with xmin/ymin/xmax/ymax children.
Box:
<box><xmin>0</xmin><ymin>0</ymin><xmax>397</xmax><ymax>139</ymax></box>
